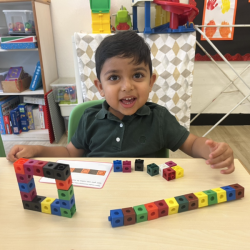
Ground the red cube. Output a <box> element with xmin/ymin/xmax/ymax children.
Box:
<box><xmin>163</xmin><ymin>167</ymin><xmax>176</xmax><ymax>181</ymax></box>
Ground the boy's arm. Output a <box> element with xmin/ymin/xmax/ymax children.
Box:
<box><xmin>7</xmin><ymin>142</ymin><xmax>84</xmax><ymax>162</ymax></box>
<box><xmin>179</xmin><ymin>133</ymin><xmax>235</xmax><ymax>174</ymax></box>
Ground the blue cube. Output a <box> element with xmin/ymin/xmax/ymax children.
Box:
<box><xmin>18</xmin><ymin>178</ymin><xmax>35</xmax><ymax>193</ymax></box>
<box><xmin>51</xmin><ymin>199</ymin><xmax>61</xmax><ymax>216</ymax></box>
<box><xmin>59</xmin><ymin>195</ymin><xmax>75</xmax><ymax>209</ymax></box>
<box><xmin>113</xmin><ymin>160</ymin><xmax>122</xmax><ymax>172</ymax></box>
<box><xmin>108</xmin><ymin>209</ymin><xmax>124</xmax><ymax>227</ymax></box>
<box><xmin>221</xmin><ymin>186</ymin><xmax>236</xmax><ymax>201</ymax></box>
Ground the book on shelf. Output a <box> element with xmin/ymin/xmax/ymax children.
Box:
<box><xmin>3</xmin><ymin>115</ymin><xmax>12</xmax><ymax>134</ymax></box>
<box><xmin>30</xmin><ymin>61</ymin><xmax>43</xmax><ymax>91</ymax></box>
<box><xmin>10</xmin><ymin>107</ymin><xmax>22</xmax><ymax>135</ymax></box>
<box><xmin>39</xmin><ymin>104</ymin><xmax>46</xmax><ymax>129</ymax></box>
<box><xmin>0</xmin><ymin>96</ymin><xmax>20</xmax><ymax>134</ymax></box>
<box><xmin>18</xmin><ymin>103</ymin><xmax>30</xmax><ymax>132</ymax></box>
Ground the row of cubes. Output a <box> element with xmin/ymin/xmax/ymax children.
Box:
<box><xmin>113</xmin><ymin>160</ymin><xmax>183</xmax><ymax>181</ymax></box>
<box><xmin>108</xmin><ymin>183</ymin><xmax>244</xmax><ymax>227</ymax></box>
<box><xmin>13</xmin><ymin>158</ymin><xmax>76</xmax><ymax>218</ymax></box>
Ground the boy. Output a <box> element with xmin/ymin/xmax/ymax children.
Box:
<box><xmin>7</xmin><ymin>31</ymin><xmax>234</xmax><ymax>174</ymax></box>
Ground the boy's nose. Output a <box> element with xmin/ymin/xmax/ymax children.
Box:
<box><xmin>121</xmin><ymin>79</ymin><xmax>134</xmax><ymax>91</ymax></box>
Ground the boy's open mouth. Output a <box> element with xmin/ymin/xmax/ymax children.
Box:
<box><xmin>120</xmin><ymin>97</ymin><xmax>136</xmax><ymax>108</ymax></box>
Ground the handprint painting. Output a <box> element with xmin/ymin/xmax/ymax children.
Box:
<box><xmin>202</xmin><ymin>0</ymin><xmax>238</xmax><ymax>40</ymax></box>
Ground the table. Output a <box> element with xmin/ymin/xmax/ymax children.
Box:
<box><xmin>1</xmin><ymin>158</ymin><xmax>249</xmax><ymax>250</ymax></box>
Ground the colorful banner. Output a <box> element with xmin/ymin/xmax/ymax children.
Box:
<box><xmin>201</xmin><ymin>0</ymin><xmax>238</xmax><ymax>40</ymax></box>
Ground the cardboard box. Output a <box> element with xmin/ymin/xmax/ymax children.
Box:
<box><xmin>2</xmin><ymin>76</ymin><xmax>31</xmax><ymax>93</ymax></box>
<box><xmin>18</xmin><ymin>103</ymin><xmax>30</xmax><ymax>132</ymax></box>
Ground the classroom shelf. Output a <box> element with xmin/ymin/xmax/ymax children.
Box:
<box><xmin>1</xmin><ymin>129</ymin><xmax>49</xmax><ymax>141</ymax></box>
<box><xmin>0</xmin><ymin>48</ymin><xmax>39</xmax><ymax>52</ymax></box>
<box><xmin>0</xmin><ymin>88</ymin><xmax>44</xmax><ymax>95</ymax></box>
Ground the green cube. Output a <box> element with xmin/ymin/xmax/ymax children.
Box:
<box><xmin>58</xmin><ymin>185</ymin><xmax>74</xmax><ymax>200</ymax></box>
<box><xmin>203</xmin><ymin>190</ymin><xmax>218</xmax><ymax>205</ymax></box>
<box><xmin>147</xmin><ymin>163</ymin><xmax>159</xmax><ymax>176</ymax></box>
<box><xmin>60</xmin><ymin>204</ymin><xmax>76</xmax><ymax>218</ymax></box>
<box><xmin>175</xmin><ymin>195</ymin><xmax>189</xmax><ymax>213</ymax></box>
<box><xmin>133</xmin><ymin>205</ymin><xmax>148</xmax><ymax>223</ymax></box>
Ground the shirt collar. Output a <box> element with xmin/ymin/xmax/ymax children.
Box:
<box><xmin>95</xmin><ymin>100</ymin><xmax>151</xmax><ymax>120</ymax></box>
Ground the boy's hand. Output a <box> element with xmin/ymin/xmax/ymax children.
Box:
<box><xmin>7</xmin><ymin>145</ymin><xmax>38</xmax><ymax>163</ymax></box>
<box><xmin>205</xmin><ymin>139</ymin><xmax>235</xmax><ymax>174</ymax></box>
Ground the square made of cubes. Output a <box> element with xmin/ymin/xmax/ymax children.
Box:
<box><xmin>14</xmin><ymin>158</ymin><xmax>76</xmax><ymax>218</ymax></box>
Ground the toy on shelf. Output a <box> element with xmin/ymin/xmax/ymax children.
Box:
<box><xmin>3</xmin><ymin>10</ymin><xmax>35</xmax><ymax>35</ymax></box>
<box><xmin>90</xmin><ymin>0</ymin><xmax>111</xmax><ymax>33</ymax></box>
<box><xmin>108</xmin><ymin>183</ymin><xmax>245</xmax><ymax>227</ymax></box>
<box><xmin>14</xmin><ymin>158</ymin><xmax>76</xmax><ymax>218</ymax></box>
<box><xmin>132</xmin><ymin>0</ymin><xmax>199</xmax><ymax>34</ymax></box>
<box><xmin>112</xmin><ymin>6</ymin><xmax>132</xmax><ymax>31</ymax></box>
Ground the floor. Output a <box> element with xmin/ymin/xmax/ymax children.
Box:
<box><xmin>4</xmin><ymin>125</ymin><xmax>250</xmax><ymax>173</ymax></box>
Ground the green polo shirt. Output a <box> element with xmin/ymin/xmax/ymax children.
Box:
<box><xmin>71</xmin><ymin>101</ymin><xmax>189</xmax><ymax>157</ymax></box>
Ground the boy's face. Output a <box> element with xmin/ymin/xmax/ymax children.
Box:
<box><xmin>94</xmin><ymin>56</ymin><xmax>156</xmax><ymax>120</ymax></box>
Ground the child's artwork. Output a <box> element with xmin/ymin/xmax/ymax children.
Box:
<box><xmin>201</xmin><ymin>0</ymin><xmax>238</xmax><ymax>40</ymax></box>
<box><xmin>40</xmin><ymin>160</ymin><xmax>113</xmax><ymax>189</ymax></box>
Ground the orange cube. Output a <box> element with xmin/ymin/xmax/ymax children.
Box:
<box><xmin>13</xmin><ymin>158</ymin><xmax>29</xmax><ymax>175</ymax></box>
<box><xmin>55</xmin><ymin>175</ymin><xmax>72</xmax><ymax>191</ymax></box>
<box><xmin>144</xmin><ymin>202</ymin><xmax>159</xmax><ymax>220</ymax></box>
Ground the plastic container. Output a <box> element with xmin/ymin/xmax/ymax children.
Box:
<box><xmin>3</xmin><ymin>10</ymin><xmax>35</xmax><ymax>35</ymax></box>
<box><xmin>50</xmin><ymin>78</ymin><xmax>77</xmax><ymax>104</ymax></box>
<box><xmin>0</xmin><ymin>68</ymin><xmax>8</xmax><ymax>92</ymax></box>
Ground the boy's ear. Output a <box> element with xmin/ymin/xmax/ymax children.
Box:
<box><xmin>149</xmin><ymin>73</ymin><xmax>157</xmax><ymax>91</ymax></box>
<box><xmin>94</xmin><ymin>79</ymin><xmax>105</xmax><ymax>97</ymax></box>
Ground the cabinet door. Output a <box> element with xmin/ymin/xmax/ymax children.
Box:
<box><xmin>33</xmin><ymin>1</ymin><xmax>58</xmax><ymax>93</ymax></box>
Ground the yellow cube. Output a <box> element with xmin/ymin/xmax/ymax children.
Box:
<box><xmin>171</xmin><ymin>165</ymin><xmax>184</xmax><ymax>178</ymax></box>
<box><xmin>91</xmin><ymin>12</ymin><xmax>111</xmax><ymax>34</ymax></box>
<box><xmin>212</xmin><ymin>188</ymin><xmax>227</xmax><ymax>203</ymax></box>
<box><xmin>165</xmin><ymin>198</ymin><xmax>179</xmax><ymax>215</ymax></box>
<box><xmin>194</xmin><ymin>192</ymin><xmax>208</xmax><ymax>208</ymax></box>
<box><xmin>41</xmin><ymin>197</ymin><xmax>55</xmax><ymax>214</ymax></box>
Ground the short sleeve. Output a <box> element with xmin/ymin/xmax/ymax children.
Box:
<box><xmin>161</xmin><ymin>108</ymin><xmax>190</xmax><ymax>152</ymax></box>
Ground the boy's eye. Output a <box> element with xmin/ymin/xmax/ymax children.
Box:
<box><xmin>134</xmin><ymin>73</ymin><xmax>143</xmax><ymax>79</ymax></box>
<box><xmin>109</xmin><ymin>75</ymin><xmax>119</xmax><ymax>81</ymax></box>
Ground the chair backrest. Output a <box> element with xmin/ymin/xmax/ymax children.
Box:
<box><xmin>68</xmin><ymin>100</ymin><xmax>168</xmax><ymax>158</ymax></box>
<box><xmin>68</xmin><ymin>100</ymin><xmax>104</xmax><ymax>143</ymax></box>
<box><xmin>0</xmin><ymin>135</ymin><xmax>6</xmax><ymax>157</ymax></box>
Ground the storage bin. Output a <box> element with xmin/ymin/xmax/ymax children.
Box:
<box><xmin>50</xmin><ymin>78</ymin><xmax>77</xmax><ymax>104</ymax></box>
<box><xmin>3</xmin><ymin>10</ymin><xmax>35</xmax><ymax>35</ymax></box>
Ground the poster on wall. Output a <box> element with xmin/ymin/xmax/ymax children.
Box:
<box><xmin>201</xmin><ymin>0</ymin><xmax>238</xmax><ymax>40</ymax></box>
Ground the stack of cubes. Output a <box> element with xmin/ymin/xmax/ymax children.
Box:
<box><xmin>14</xmin><ymin>158</ymin><xmax>76</xmax><ymax>218</ymax></box>
<box><xmin>89</xmin><ymin>0</ymin><xmax>111</xmax><ymax>33</ymax></box>
<box><xmin>149</xmin><ymin>161</ymin><xmax>184</xmax><ymax>181</ymax></box>
<box><xmin>108</xmin><ymin>183</ymin><xmax>244</xmax><ymax>227</ymax></box>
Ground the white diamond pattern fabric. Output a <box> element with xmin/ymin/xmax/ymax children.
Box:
<box><xmin>74</xmin><ymin>32</ymin><xmax>196</xmax><ymax>130</ymax></box>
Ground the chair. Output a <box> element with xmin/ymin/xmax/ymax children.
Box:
<box><xmin>0</xmin><ymin>135</ymin><xmax>6</xmax><ymax>157</ymax></box>
<box><xmin>68</xmin><ymin>100</ymin><xmax>169</xmax><ymax>158</ymax></box>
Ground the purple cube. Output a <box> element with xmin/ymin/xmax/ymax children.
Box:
<box><xmin>23</xmin><ymin>159</ymin><xmax>39</xmax><ymax>175</ymax></box>
<box><xmin>123</xmin><ymin>161</ymin><xmax>131</xmax><ymax>173</ymax></box>
<box><xmin>20</xmin><ymin>188</ymin><xmax>37</xmax><ymax>201</ymax></box>
<box><xmin>165</xmin><ymin>161</ymin><xmax>177</xmax><ymax>167</ymax></box>
<box><xmin>16</xmin><ymin>173</ymin><xmax>33</xmax><ymax>183</ymax></box>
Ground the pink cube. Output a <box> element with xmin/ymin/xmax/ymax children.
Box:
<box><xmin>20</xmin><ymin>188</ymin><xmax>37</xmax><ymax>201</ymax></box>
<box><xmin>16</xmin><ymin>173</ymin><xmax>33</xmax><ymax>183</ymax></box>
<box><xmin>123</xmin><ymin>161</ymin><xmax>131</xmax><ymax>173</ymax></box>
<box><xmin>23</xmin><ymin>159</ymin><xmax>39</xmax><ymax>175</ymax></box>
<box><xmin>165</xmin><ymin>161</ymin><xmax>177</xmax><ymax>167</ymax></box>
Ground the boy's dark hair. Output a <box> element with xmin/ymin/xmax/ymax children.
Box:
<box><xmin>95</xmin><ymin>31</ymin><xmax>152</xmax><ymax>81</ymax></box>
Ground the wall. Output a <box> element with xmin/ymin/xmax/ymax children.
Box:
<box><xmin>50</xmin><ymin>0</ymin><xmax>250</xmax><ymax>114</ymax></box>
